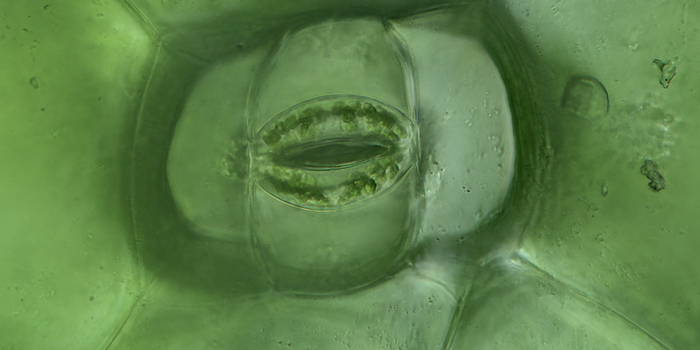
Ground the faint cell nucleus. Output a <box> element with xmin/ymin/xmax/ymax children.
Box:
<box><xmin>560</xmin><ymin>75</ymin><xmax>609</xmax><ymax>121</ymax></box>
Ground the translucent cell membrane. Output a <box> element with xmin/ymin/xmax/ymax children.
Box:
<box><xmin>248</xmin><ymin>19</ymin><xmax>419</xmax><ymax>293</ymax></box>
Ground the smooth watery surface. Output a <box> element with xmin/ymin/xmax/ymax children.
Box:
<box><xmin>1</xmin><ymin>0</ymin><xmax>699</xmax><ymax>349</ymax></box>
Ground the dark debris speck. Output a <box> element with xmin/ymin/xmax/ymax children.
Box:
<box><xmin>640</xmin><ymin>159</ymin><xmax>666</xmax><ymax>192</ymax></box>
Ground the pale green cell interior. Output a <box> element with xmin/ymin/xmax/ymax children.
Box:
<box><xmin>1</xmin><ymin>0</ymin><xmax>699</xmax><ymax>349</ymax></box>
<box><xmin>249</xmin><ymin>19</ymin><xmax>412</xmax><ymax>132</ymax></box>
